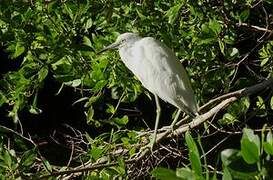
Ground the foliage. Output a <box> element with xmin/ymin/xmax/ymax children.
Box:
<box><xmin>0</xmin><ymin>0</ymin><xmax>273</xmax><ymax>179</ymax></box>
<box><xmin>0</xmin><ymin>135</ymin><xmax>43</xmax><ymax>179</ymax></box>
<box><xmin>152</xmin><ymin>128</ymin><xmax>273</xmax><ymax>179</ymax></box>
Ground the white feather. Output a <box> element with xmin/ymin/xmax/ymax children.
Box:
<box><xmin>116</xmin><ymin>33</ymin><xmax>198</xmax><ymax>116</ymax></box>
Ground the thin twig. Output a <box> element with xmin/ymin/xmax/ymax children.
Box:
<box><xmin>236</xmin><ymin>22</ymin><xmax>272</xmax><ymax>33</ymax></box>
<box><xmin>39</xmin><ymin>159</ymin><xmax>134</xmax><ymax>179</ymax></box>
<box><xmin>36</xmin><ymin>77</ymin><xmax>273</xmax><ymax>178</ymax></box>
<box><xmin>0</xmin><ymin>125</ymin><xmax>36</xmax><ymax>147</ymax></box>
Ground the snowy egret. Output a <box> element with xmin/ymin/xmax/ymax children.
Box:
<box><xmin>99</xmin><ymin>33</ymin><xmax>198</xmax><ymax>148</ymax></box>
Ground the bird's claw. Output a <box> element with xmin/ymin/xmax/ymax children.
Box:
<box><xmin>140</xmin><ymin>134</ymin><xmax>157</xmax><ymax>154</ymax></box>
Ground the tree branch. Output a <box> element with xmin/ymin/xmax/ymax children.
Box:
<box><xmin>236</xmin><ymin>22</ymin><xmax>272</xmax><ymax>33</ymax></box>
<box><xmin>37</xmin><ymin>77</ymin><xmax>273</xmax><ymax>178</ymax></box>
<box><xmin>200</xmin><ymin>77</ymin><xmax>273</xmax><ymax>111</ymax></box>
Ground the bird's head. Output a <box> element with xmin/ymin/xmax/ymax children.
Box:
<box><xmin>98</xmin><ymin>33</ymin><xmax>141</xmax><ymax>54</ymax></box>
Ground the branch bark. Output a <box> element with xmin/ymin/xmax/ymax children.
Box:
<box><xmin>236</xmin><ymin>22</ymin><xmax>272</xmax><ymax>33</ymax></box>
<box><xmin>38</xmin><ymin>77</ymin><xmax>273</xmax><ymax>179</ymax></box>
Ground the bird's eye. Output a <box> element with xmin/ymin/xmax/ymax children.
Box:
<box><xmin>121</xmin><ymin>39</ymin><xmax>126</xmax><ymax>43</ymax></box>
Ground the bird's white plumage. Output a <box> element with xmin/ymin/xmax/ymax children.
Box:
<box><xmin>116</xmin><ymin>33</ymin><xmax>198</xmax><ymax>116</ymax></box>
<box><xmin>100</xmin><ymin>32</ymin><xmax>198</xmax><ymax>117</ymax></box>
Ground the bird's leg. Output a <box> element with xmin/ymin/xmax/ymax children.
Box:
<box><xmin>150</xmin><ymin>94</ymin><xmax>161</xmax><ymax>150</ymax></box>
<box><xmin>170</xmin><ymin>109</ymin><xmax>181</xmax><ymax>132</ymax></box>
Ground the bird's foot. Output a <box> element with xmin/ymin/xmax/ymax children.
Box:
<box><xmin>140</xmin><ymin>133</ymin><xmax>157</xmax><ymax>154</ymax></box>
<box><xmin>141</xmin><ymin>142</ymin><xmax>154</xmax><ymax>152</ymax></box>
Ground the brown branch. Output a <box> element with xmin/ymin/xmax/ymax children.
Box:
<box><xmin>37</xmin><ymin>77</ymin><xmax>273</xmax><ymax>179</ymax></box>
<box><xmin>156</xmin><ymin>97</ymin><xmax>238</xmax><ymax>143</ymax></box>
<box><xmin>38</xmin><ymin>157</ymin><xmax>138</xmax><ymax>179</ymax></box>
<box><xmin>0</xmin><ymin>125</ymin><xmax>37</xmax><ymax>147</ymax></box>
<box><xmin>236</xmin><ymin>22</ymin><xmax>272</xmax><ymax>33</ymax></box>
<box><xmin>140</xmin><ymin>77</ymin><xmax>273</xmax><ymax>159</ymax></box>
<box><xmin>199</xmin><ymin>89</ymin><xmax>242</xmax><ymax>111</ymax></box>
<box><xmin>200</xmin><ymin>77</ymin><xmax>273</xmax><ymax>111</ymax></box>
<box><xmin>38</xmin><ymin>161</ymin><xmax>120</xmax><ymax>179</ymax></box>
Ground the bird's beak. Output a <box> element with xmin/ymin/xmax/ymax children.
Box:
<box><xmin>97</xmin><ymin>41</ymin><xmax>120</xmax><ymax>54</ymax></box>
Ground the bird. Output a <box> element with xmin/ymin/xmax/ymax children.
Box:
<box><xmin>99</xmin><ymin>32</ymin><xmax>198</xmax><ymax>149</ymax></box>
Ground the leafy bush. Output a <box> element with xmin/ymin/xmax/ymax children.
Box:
<box><xmin>0</xmin><ymin>0</ymin><xmax>273</xmax><ymax>179</ymax></box>
<box><xmin>152</xmin><ymin>128</ymin><xmax>273</xmax><ymax>179</ymax></box>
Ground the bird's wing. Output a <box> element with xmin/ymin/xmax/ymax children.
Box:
<box><xmin>131</xmin><ymin>37</ymin><xmax>198</xmax><ymax>115</ymax></box>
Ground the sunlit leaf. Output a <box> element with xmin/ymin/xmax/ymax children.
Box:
<box><xmin>239</xmin><ymin>9</ymin><xmax>250</xmax><ymax>22</ymax></box>
<box><xmin>19</xmin><ymin>149</ymin><xmax>37</xmax><ymax>167</ymax></box>
<box><xmin>38</xmin><ymin>67</ymin><xmax>48</xmax><ymax>82</ymax></box>
<box><xmin>166</xmin><ymin>3</ymin><xmax>183</xmax><ymax>25</ymax></box>
<box><xmin>90</xmin><ymin>147</ymin><xmax>104</xmax><ymax>161</ymax></box>
<box><xmin>151</xmin><ymin>167</ymin><xmax>182</xmax><ymax>180</ymax></box>
<box><xmin>240</xmin><ymin>128</ymin><xmax>260</xmax><ymax>164</ymax></box>
<box><xmin>185</xmin><ymin>131</ymin><xmax>202</xmax><ymax>176</ymax></box>
<box><xmin>176</xmin><ymin>168</ymin><xmax>195</xmax><ymax>179</ymax></box>
<box><xmin>111</xmin><ymin>115</ymin><xmax>129</xmax><ymax>127</ymax></box>
<box><xmin>264</xmin><ymin>131</ymin><xmax>273</xmax><ymax>155</ymax></box>
<box><xmin>64</xmin><ymin>79</ymin><xmax>82</xmax><ymax>87</ymax></box>
<box><xmin>223</xmin><ymin>168</ymin><xmax>232</xmax><ymax>180</ymax></box>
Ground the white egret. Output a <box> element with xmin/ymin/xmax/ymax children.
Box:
<box><xmin>99</xmin><ymin>33</ymin><xmax>198</xmax><ymax>148</ymax></box>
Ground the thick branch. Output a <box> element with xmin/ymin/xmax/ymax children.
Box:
<box><xmin>39</xmin><ymin>160</ymin><xmax>135</xmax><ymax>179</ymax></box>
<box><xmin>200</xmin><ymin>77</ymin><xmax>273</xmax><ymax>110</ymax></box>
<box><xmin>156</xmin><ymin>97</ymin><xmax>238</xmax><ymax>143</ymax></box>
<box><xmin>38</xmin><ymin>77</ymin><xmax>273</xmax><ymax>178</ymax></box>
<box><xmin>173</xmin><ymin>97</ymin><xmax>237</xmax><ymax>136</ymax></box>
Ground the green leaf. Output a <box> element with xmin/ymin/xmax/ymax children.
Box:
<box><xmin>29</xmin><ymin>105</ymin><xmax>42</xmax><ymax>114</ymax></box>
<box><xmin>63</xmin><ymin>3</ymin><xmax>74</xmax><ymax>20</ymax></box>
<box><xmin>229</xmin><ymin>48</ymin><xmax>239</xmax><ymax>57</ymax></box>
<box><xmin>84</xmin><ymin>18</ymin><xmax>93</xmax><ymax>31</ymax></box>
<box><xmin>264</xmin><ymin>131</ymin><xmax>273</xmax><ymax>155</ymax></box>
<box><xmin>240</xmin><ymin>128</ymin><xmax>260</xmax><ymax>164</ymax></box>
<box><xmin>83</xmin><ymin>36</ymin><xmax>92</xmax><ymax>47</ymax></box>
<box><xmin>151</xmin><ymin>167</ymin><xmax>182</xmax><ymax>180</ymax></box>
<box><xmin>7</xmin><ymin>42</ymin><xmax>25</xmax><ymax>58</ymax></box>
<box><xmin>260</xmin><ymin>57</ymin><xmax>269</xmax><ymax>67</ymax></box>
<box><xmin>86</xmin><ymin>106</ymin><xmax>95</xmax><ymax>124</ymax></box>
<box><xmin>241</xmin><ymin>97</ymin><xmax>250</xmax><ymax>112</ymax></box>
<box><xmin>256</xmin><ymin>96</ymin><xmax>265</xmax><ymax>109</ymax></box>
<box><xmin>84</xmin><ymin>94</ymin><xmax>101</xmax><ymax>107</ymax></box>
<box><xmin>42</xmin><ymin>159</ymin><xmax>52</xmax><ymax>173</ymax></box>
<box><xmin>166</xmin><ymin>3</ymin><xmax>183</xmax><ymax>24</ymax></box>
<box><xmin>92</xmin><ymin>80</ymin><xmax>108</xmax><ymax>92</ymax></box>
<box><xmin>117</xmin><ymin>157</ymin><xmax>126</xmax><ymax>175</ymax></box>
<box><xmin>90</xmin><ymin>147</ymin><xmax>104</xmax><ymax>161</ymax></box>
<box><xmin>38</xmin><ymin>67</ymin><xmax>48</xmax><ymax>82</ymax></box>
<box><xmin>106</xmin><ymin>104</ymin><xmax>115</xmax><ymax>114</ymax></box>
<box><xmin>2</xmin><ymin>150</ymin><xmax>12</xmax><ymax>168</ymax></box>
<box><xmin>20</xmin><ymin>149</ymin><xmax>37</xmax><ymax>167</ymax></box>
<box><xmin>221</xmin><ymin>149</ymin><xmax>240</xmax><ymax>166</ymax></box>
<box><xmin>64</xmin><ymin>79</ymin><xmax>82</xmax><ymax>87</ymax></box>
<box><xmin>29</xmin><ymin>92</ymin><xmax>42</xmax><ymax>114</ymax></box>
<box><xmin>223</xmin><ymin>168</ymin><xmax>232</xmax><ymax>180</ymax></box>
<box><xmin>240</xmin><ymin>9</ymin><xmax>250</xmax><ymax>22</ymax></box>
<box><xmin>185</xmin><ymin>131</ymin><xmax>202</xmax><ymax>176</ymax></box>
<box><xmin>111</xmin><ymin>115</ymin><xmax>129</xmax><ymax>127</ymax></box>
<box><xmin>0</xmin><ymin>93</ymin><xmax>8</xmax><ymax>106</ymax></box>
<box><xmin>209</xmin><ymin>19</ymin><xmax>222</xmax><ymax>35</ymax></box>
<box><xmin>220</xmin><ymin>113</ymin><xmax>237</xmax><ymax>125</ymax></box>
<box><xmin>221</xmin><ymin>149</ymin><xmax>258</xmax><ymax>179</ymax></box>
<box><xmin>218</xmin><ymin>39</ymin><xmax>225</xmax><ymax>55</ymax></box>
<box><xmin>176</xmin><ymin>168</ymin><xmax>195</xmax><ymax>179</ymax></box>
